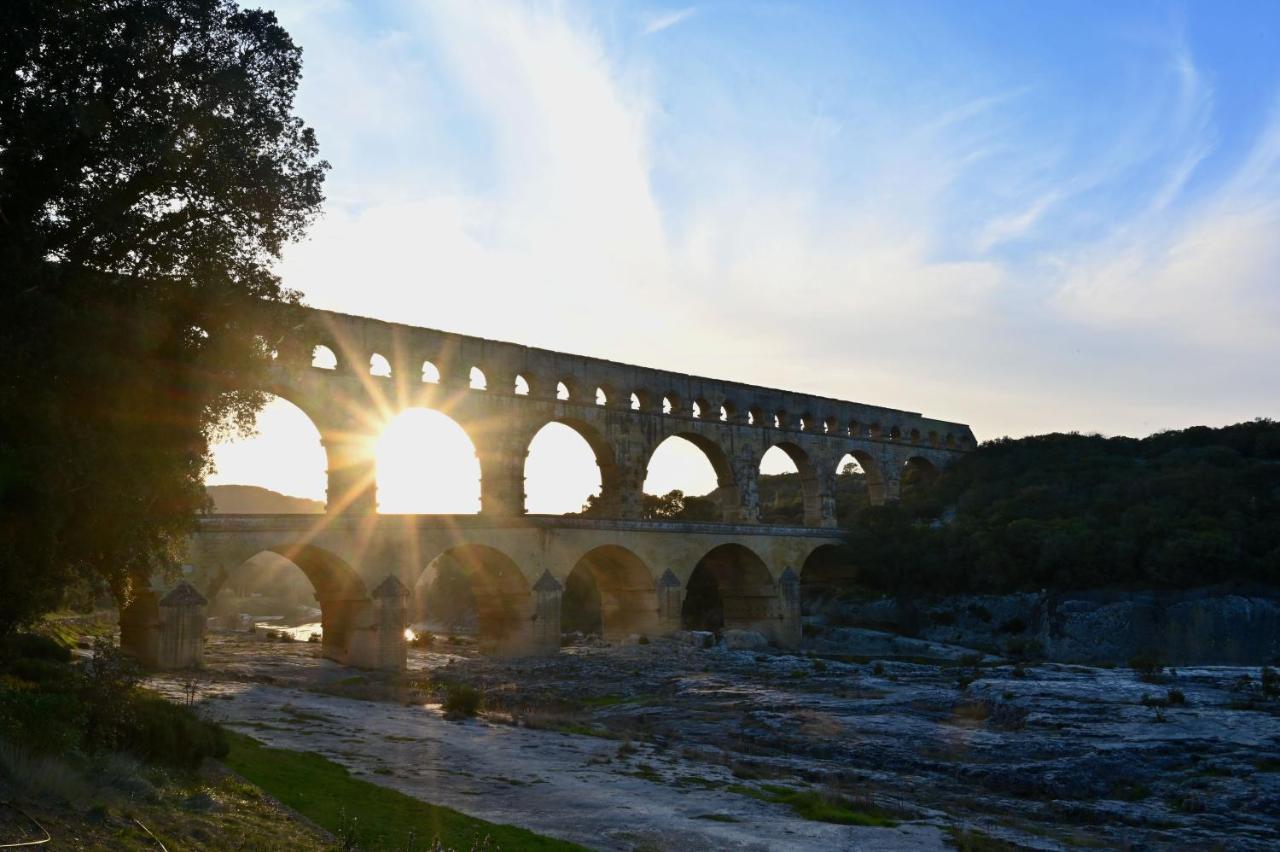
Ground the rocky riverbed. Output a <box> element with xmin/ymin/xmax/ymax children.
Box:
<box><xmin>153</xmin><ymin>631</ymin><xmax>1280</xmax><ymax>850</ymax></box>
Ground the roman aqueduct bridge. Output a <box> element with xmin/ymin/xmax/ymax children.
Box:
<box><xmin>123</xmin><ymin>307</ymin><xmax>975</xmax><ymax>669</ymax></box>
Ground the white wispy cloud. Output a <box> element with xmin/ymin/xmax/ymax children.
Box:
<box><xmin>642</xmin><ymin>7</ymin><xmax>696</xmax><ymax>36</ymax></box>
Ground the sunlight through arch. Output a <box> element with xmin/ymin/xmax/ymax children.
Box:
<box><xmin>644</xmin><ymin>435</ymin><xmax>719</xmax><ymax>498</ymax></box>
<box><xmin>208</xmin><ymin>395</ymin><xmax>327</xmax><ymax>507</ymax></box>
<box><xmin>524</xmin><ymin>422</ymin><xmax>603</xmax><ymax>514</ymax></box>
<box><xmin>311</xmin><ymin>345</ymin><xmax>337</xmax><ymax>370</ymax></box>
<box><xmin>374</xmin><ymin>407</ymin><xmax>480</xmax><ymax>513</ymax></box>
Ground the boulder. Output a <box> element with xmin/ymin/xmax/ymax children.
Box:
<box><xmin>722</xmin><ymin>629</ymin><xmax>769</xmax><ymax>651</ymax></box>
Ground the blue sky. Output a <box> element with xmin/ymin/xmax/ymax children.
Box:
<box><xmin>259</xmin><ymin>0</ymin><xmax>1280</xmax><ymax>442</ymax></box>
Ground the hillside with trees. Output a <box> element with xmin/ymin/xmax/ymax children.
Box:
<box><xmin>842</xmin><ymin>419</ymin><xmax>1280</xmax><ymax>596</ymax></box>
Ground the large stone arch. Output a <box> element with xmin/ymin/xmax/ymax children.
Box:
<box><xmin>838</xmin><ymin>448</ymin><xmax>889</xmax><ymax>506</ymax></box>
<box><xmin>643</xmin><ymin>431</ymin><xmax>740</xmax><ymax>522</ymax></box>
<box><xmin>798</xmin><ymin>542</ymin><xmax>856</xmax><ymax>614</ymax></box>
<box><xmin>561</xmin><ymin>545</ymin><xmax>657</xmax><ymax>641</ymax></box>
<box><xmin>415</xmin><ymin>544</ymin><xmax>544</xmax><ymax>656</ymax></box>
<box><xmin>901</xmin><ymin>453</ymin><xmax>941</xmax><ymax>500</ymax></box>
<box><xmin>522</xmin><ymin>416</ymin><xmax>621</xmax><ymax>516</ymax></box>
<box><xmin>373</xmin><ymin>405</ymin><xmax>482</xmax><ymax>514</ymax></box>
<box><xmin>682</xmin><ymin>543</ymin><xmax>794</xmax><ymax>644</ymax></box>
<box><xmin>207</xmin><ymin>544</ymin><xmax>370</xmax><ymax>664</ymax></box>
<box><xmin>758</xmin><ymin>440</ymin><xmax>826</xmax><ymax>527</ymax></box>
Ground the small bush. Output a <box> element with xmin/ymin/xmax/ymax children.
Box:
<box><xmin>1128</xmin><ymin>651</ymin><xmax>1164</xmax><ymax>681</ymax></box>
<box><xmin>1</xmin><ymin>633</ymin><xmax>73</xmax><ymax>665</ymax></box>
<box><xmin>0</xmin><ymin>687</ymin><xmax>85</xmax><ymax>754</ymax></box>
<box><xmin>121</xmin><ymin>694</ymin><xmax>229</xmax><ymax>769</ymax></box>
<box><xmin>442</xmin><ymin>684</ymin><xmax>483</xmax><ymax>720</ymax></box>
<box><xmin>637</xmin><ymin>635</ymin><xmax>650</xmax><ymax>645</ymax></box>
<box><xmin>1166</xmin><ymin>688</ymin><xmax>1187</xmax><ymax>706</ymax></box>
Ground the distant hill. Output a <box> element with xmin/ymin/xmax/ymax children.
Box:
<box><xmin>845</xmin><ymin>419</ymin><xmax>1280</xmax><ymax>596</ymax></box>
<box><xmin>206</xmin><ymin>484</ymin><xmax>324</xmax><ymax>514</ymax></box>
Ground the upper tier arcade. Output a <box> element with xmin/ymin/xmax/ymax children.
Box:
<box><xmin>257</xmin><ymin>307</ymin><xmax>976</xmax><ymax>527</ymax></box>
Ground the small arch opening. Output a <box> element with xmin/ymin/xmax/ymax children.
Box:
<box><xmin>662</xmin><ymin>395</ymin><xmax>677</xmax><ymax>415</ymax></box>
<box><xmin>370</xmin><ymin>353</ymin><xmax>392</xmax><ymax>378</ymax></box>
<box><xmin>556</xmin><ymin>380</ymin><xmax>572</xmax><ymax>401</ymax></box>
<box><xmin>630</xmin><ymin>392</ymin><xmax>642</xmax><ymax>411</ymax></box>
<box><xmin>422</xmin><ymin>361</ymin><xmax>441</xmax><ymax>384</ymax></box>
<box><xmin>469</xmin><ymin>367</ymin><xmax>487</xmax><ymax>390</ymax></box>
<box><xmin>311</xmin><ymin>345</ymin><xmax>338</xmax><ymax>370</ymax></box>
<box><xmin>514</xmin><ymin>374</ymin><xmax>530</xmax><ymax>396</ymax></box>
<box><xmin>595</xmin><ymin>387</ymin><xmax>608</xmax><ymax>406</ymax></box>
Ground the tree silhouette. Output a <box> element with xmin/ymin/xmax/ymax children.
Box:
<box><xmin>0</xmin><ymin>0</ymin><xmax>327</xmax><ymax>629</ymax></box>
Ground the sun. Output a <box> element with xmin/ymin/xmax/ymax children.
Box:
<box><xmin>373</xmin><ymin>408</ymin><xmax>481</xmax><ymax>514</ymax></box>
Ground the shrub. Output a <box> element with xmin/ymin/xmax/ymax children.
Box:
<box><xmin>0</xmin><ymin>633</ymin><xmax>72</xmax><ymax>665</ymax></box>
<box><xmin>442</xmin><ymin>684</ymin><xmax>483</xmax><ymax>720</ymax></box>
<box><xmin>1128</xmin><ymin>651</ymin><xmax>1164</xmax><ymax>681</ymax></box>
<box><xmin>120</xmin><ymin>694</ymin><xmax>228</xmax><ymax>769</ymax></box>
<box><xmin>1166</xmin><ymin>688</ymin><xmax>1187</xmax><ymax>706</ymax></box>
<box><xmin>80</xmin><ymin>640</ymin><xmax>141</xmax><ymax>752</ymax></box>
<box><xmin>0</xmin><ymin>687</ymin><xmax>85</xmax><ymax>754</ymax></box>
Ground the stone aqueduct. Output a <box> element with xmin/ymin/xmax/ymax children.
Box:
<box><xmin>123</xmin><ymin>308</ymin><xmax>976</xmax><ymax>669</ymax></box>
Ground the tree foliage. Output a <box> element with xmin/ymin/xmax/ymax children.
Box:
<box><xmin>0</xmin><ymin>0</ymin><xmax>327</xmax><ymax>630</ymax></box>
<box><xmin>845</xmin><ymin>420</ymin><xmax>1280</xmax><ymax>596</ymax></box>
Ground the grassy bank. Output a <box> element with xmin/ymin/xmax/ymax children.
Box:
<box><xmin>224</xmin><ymin>732</ymin><xmax>585</xmax><ymax>851</ymax></box>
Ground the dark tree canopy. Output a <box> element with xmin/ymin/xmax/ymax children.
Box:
<box><xmin>841</xmin><ymin>420</ymin><xmax>1280</xmax><ymax>598</ymax></box>
<box><xmin>0</xmin><ymin>0</ymin><xmax>327</xmax><ymax>629</ymax></box>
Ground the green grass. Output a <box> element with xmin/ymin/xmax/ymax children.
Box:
<box><xmin>223</xmin><ymin>732</ymin><xmax>584</xmax><ymax>851</ymax></box>
<box><xmin>726</xmin><ymin>782</ymin><xmax>898</xmax><ymax>827</ymax></box>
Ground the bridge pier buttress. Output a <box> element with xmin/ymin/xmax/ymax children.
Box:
<box><xmin>321</xmin><ymin>431</ymin><xmax>377</xmax><ymax>514</ymax></box>
<box><xmin>475</xmin><ymin>437</ymin><xmax>528</xmax><ymax>517</ymax></box>
<box><xmin>729</xmin><ymin>454</ymin><xmax>762</xmax><ymax>524</ymax></box>
<box><xmin>656</xmin><ymin>569</ymin><xmax>685</xmax><ymax>635</ymax></box>
<box><xmin>119</xmin><ymin>582</ymin><xmax>208</xmax><ymax>669</ymax></box>
<box><xmin>321</xmin><ymin>577</ymin><xmax>409</xmax><ymax>671</ymax></box>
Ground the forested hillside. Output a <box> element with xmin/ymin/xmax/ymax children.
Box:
<box><xmin>206</xmin><ymin>485</ymin><xmax>324</xmax><ymax>514</ymax></box>
<box><xmin>845</xmin><ymin>419</ymin><xmax>1280</xmax><ymax>595</ymax></box>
